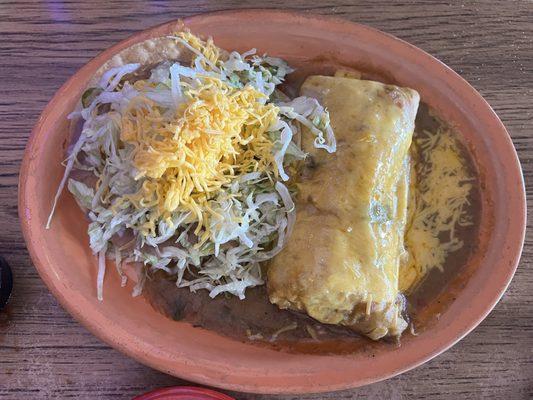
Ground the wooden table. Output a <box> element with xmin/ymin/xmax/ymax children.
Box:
<box><xmin>1</xmin><ymin>1</ymin><xmax>532</xmax><ymax>398</ymax></box>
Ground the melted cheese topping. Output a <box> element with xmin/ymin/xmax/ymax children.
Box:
<box><xmin>400</xmin><ymin>127</ymin><xmax>473</xmax><ymax>292</ymax></box>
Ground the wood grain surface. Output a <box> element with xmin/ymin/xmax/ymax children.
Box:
<box><xmin>1</xmin><ymin>1</ymin><xmax>532</xmax><ymax>399</ymax></box>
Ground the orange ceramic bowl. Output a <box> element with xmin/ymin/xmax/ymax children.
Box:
<box><xmin>19</xmin><ymin>10</ymin><xmax>525</xmax><ymax>394</ymax></box>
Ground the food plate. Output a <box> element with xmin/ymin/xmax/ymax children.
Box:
<box><xmin>19</xmin><ymin>10</ymin><xmax>525</xmax><ymax>393</ymax></box>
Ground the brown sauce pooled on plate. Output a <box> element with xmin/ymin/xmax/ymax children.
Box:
<box><xmin>143</xmin><ymin>67</ymin><xmax>482</xmax><ymax>355</ymax></box>
<box><xmin>145</xmin><ymin>276</ymin><xmax>380</xmax><ymax>353</ymax></box>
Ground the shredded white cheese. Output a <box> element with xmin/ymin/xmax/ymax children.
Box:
<box><xmin>400</xmin><ymin>127</ymin><xmax>474</xmax><ymax>292</ymax></box>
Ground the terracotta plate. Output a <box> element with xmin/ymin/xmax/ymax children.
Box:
<box><xmin>19</xmin><ymin>10</ymin><xmax>526</xmax><ymax>394</ymax></box>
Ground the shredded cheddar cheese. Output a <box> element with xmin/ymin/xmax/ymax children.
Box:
<box><xmin>121</xmin><ymin>77</ymin><xmax>279</xmax><ymax>235</ymax></box>
<box><xmin>177</xmin><ymin>30</ymin><xmax>221</xmax><ymax>68</ymax></box>
<box><xmin>111</xmin><ymin>32</ymin><xmax>283</xmax><ymax>237</ymax></box>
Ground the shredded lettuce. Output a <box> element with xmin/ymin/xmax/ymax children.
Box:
<box><xmin>279</xmin><ymin>97</ymin><xmax>336</xmax><ymax>153</ymax></box>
